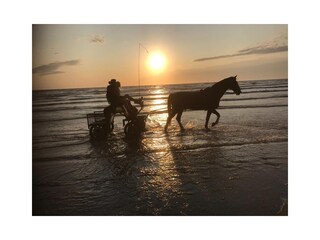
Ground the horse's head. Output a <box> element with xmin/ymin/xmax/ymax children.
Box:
<box><xmin>229</xmin><ymin>75</ymin><xmax>242</xmax><ymax>95</ymax></box>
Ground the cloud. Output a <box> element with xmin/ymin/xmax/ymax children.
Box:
<box><xmin>89</xmin><ymin>34</ymin><xmax>105</xmax><ymax>44</ymax></box>
<box><xmin>194</xmin><ymin>34</ymin><xmax>288</xmax><ymax>62</ymax></box>
<box><xmin>32</xmin><ymin>59</ymin><xmax>80</xmax><ymax>76</ymax></box>
<box><xmin>50</xmin><ymin>47</ymin><xmax>60</xmax><ymax>55</ymax></box>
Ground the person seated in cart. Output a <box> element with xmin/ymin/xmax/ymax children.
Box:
<box><xmin>104</xmin><ymin>79</ymin><xmax>142</xmax><ymax>127</ymax></box>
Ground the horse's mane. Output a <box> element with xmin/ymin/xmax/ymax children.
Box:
<box><xmin>204</xmin><ymin>76</ymin><xmax>235</xmax><ymax>91</ymax></box>
<box><xmin>216</xmin><ymin>76</ymin><xmax>235</xmax><ymax>85</ymax></box>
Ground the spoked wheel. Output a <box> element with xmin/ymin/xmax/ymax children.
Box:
<box><xmin>107</xmin><ymin>114</ymin><xmax>115</xmax><ymax>132</ymax></box>
<box><xmin>124</xmin><ymin>121</ymin><xmax>140</xmax><ymax>139</ymax></box>
<box><xmin>89</xmin><ymin>124</ymin><xmax>107</xmax><ymax>140</ymax></box>
<box><xmin>104</xmin><ymin>122</ymin><xmax>114</xmax><ymax>133</ymax></box>
<box><xmin>109</xmin><ymin>122</ymin><xmax>114</xmax><ymax>132</ymax></box>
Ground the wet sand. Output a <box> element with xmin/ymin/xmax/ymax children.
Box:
<box><xmin>33</xmin><ymin>108</ymin><xmax>287</xmax><ymax>216</ymax></box>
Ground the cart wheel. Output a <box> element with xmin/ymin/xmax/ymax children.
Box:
<box><xmin>104</xmin><ymin>121</ymin><xmax>114</xmax><ymax>133</ymax></box>
<box><xmin>124</xmin><ymin>122</ymin><xmax>140</xmax><ymax>139</ymax></box>
<box><xmin>110</xmin><ymin>122</ymin><xmax>114</xmax><ymax>132</ymax></box>
<box><xmin>89</xmin><ymin>124</ymin><xmax>106</xmax><ymax>140</ymax></box>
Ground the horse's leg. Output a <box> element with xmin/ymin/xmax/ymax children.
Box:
<box><xmin>165</xmin><ymin>109</ymin><xmax>177</xmax><ymax>132</ymax></box>
<box><xmin>211</xmin><ymin>109</ymin><xmax>220</xmax><ymax>127</ymax></box>
<box><xmin>205</xmin><ymin>110</ymin><xmax>212</xmax><ymax>130</ymax></box>
<box><xmin>176</xmin><ymin>110</ymin><xmax>185</xmax><ymax>131</ymax></box>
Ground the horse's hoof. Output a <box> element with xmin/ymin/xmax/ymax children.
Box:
<box><xmin>205</xmin><ymin>127</ymin><xmax>210</xmax><ymax>131</ymax></box>
<box><xmin>211</xmin><ymin>123</ymin><xmax>216</xmax><ymax>127</ymax></box>
<box><xmin>180</xmin><ymin>128</ymin><xmax>185</xmax><ymax>132</ymax></box>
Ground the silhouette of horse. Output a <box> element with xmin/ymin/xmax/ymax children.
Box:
<box><xmin>164</xmin><ymin>76</ymin><xmax>241</xmax><ymax>131</ymax></box>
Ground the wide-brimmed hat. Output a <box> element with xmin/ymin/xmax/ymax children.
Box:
<box><xmin>109</xmin><ymin>79</ymin><xmax>117</xmax><ymax>84</ymax></box>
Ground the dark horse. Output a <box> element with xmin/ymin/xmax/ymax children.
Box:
<box><xmin>164</xmin><ymin>76</ymin><xmax>242</xmax><ymax>131</ymax></box>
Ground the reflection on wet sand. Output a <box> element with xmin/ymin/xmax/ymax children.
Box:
<box><xmin>138</xmin><ymin>134</ymin><xmax>184</xmax><ymax>215</ymax></box>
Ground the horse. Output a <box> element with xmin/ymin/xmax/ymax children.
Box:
<box><xmin>164</xmin><ymin>75</ymin><xmax>242</xmax><ymax>132</ymax></box>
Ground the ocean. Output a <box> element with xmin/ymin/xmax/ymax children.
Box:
<box><xmin>32</xmin><ymin>79</ymin><xmax>288</xmax><ymax>215</ymax></box>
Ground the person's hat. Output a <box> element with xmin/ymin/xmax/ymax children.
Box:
<box><xmin>109</xmin><ymin>79</ymin><xmax>117</xmax><ymax>84</ymax></box>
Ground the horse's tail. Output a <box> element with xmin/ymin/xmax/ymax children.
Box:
<box><xmin>167</xmin><ymin>94</ymin><xmax>173</xmax><ymax>116</ymax></box>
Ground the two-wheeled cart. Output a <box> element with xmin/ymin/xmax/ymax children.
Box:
<box><xmin>86</xmin><ymin>99</ymin><xmax>147</xmax><ymax>140</ymax></box>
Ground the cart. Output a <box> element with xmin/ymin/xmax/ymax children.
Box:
<box><xmin>86</xmin><ymin>98</ymin><xmax>147</xmax><ymax>140</ymax></box>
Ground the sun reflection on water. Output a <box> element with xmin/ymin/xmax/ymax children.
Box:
<box><xmin>150</xmin><ymin>99</ymin><xmax>166</xmax><ymax>108</ymax></box>
<box><xmin>137</xmin><ymin>121</ymin><xmax>183</xmax><ymax>213</ymax></box>
<box><xmin>149</xmin><ymin>88</ymin><xmax>166</xmax><ymax>108</ymax></box>
<box><xmin>136</xmin><ymin>86</ymin><xmax>199</xmax><ymax>212</ymax></box>
<box><xmin>146</xmin><ymin>87</ymin><xmax>168</xmax><ymax>125</ymax></box>
<box><xmin>151</xmin><ymin>88</ymin><xmax>166</xmax><ymax>95</ymax></box>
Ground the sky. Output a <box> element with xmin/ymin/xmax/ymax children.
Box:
<box><xmin>32</xmin><ymin>24</ymin><xmax>287</xmax><ymax>90</ymax></box>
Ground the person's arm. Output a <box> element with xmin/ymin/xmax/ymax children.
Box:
<box><xmin>123</xmin><ymin>94</ymin><xmax>143</xmax><ymax>104</ymax></box>
<box><xmin>124</xmin><ymin>94</ymin><xmax>135</xmax><ymax>101</ymax></box>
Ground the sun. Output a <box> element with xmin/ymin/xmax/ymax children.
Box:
<box><xmin>148</xmin><ymin>52</ymin><xmax>166</xmax><ymax>72</ymax></box>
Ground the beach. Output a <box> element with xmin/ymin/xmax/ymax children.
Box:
<box><xmin>32</xmin><ymin>79</ymin><xmax>288</xmax><ymax>215</ymax></box>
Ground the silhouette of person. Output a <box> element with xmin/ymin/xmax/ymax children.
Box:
<box><xmin>104</xmin><ymin>79</ymin><xmax>142</xmax><ymax>128</ymax></box>
<box><xmin>106</xmin><ymin>79</ymin><xmax>120</xmax><ymax>111</ymax></box>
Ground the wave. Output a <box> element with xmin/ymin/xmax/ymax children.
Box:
<box><xmin>33</xmin><ymin>80</ymin><xmax>287</xmax><ymax>106</ymax></box>
<box><xmin>219</xmin><ymin>104</ymin><xmax>288</xmax><ymax>110</ymax></box>
<box><xmin>33</xmin><ymin>137</ymin><xmax>287</xmax><ymax>163</ymax></box>
<box><xmin>33</xmin><ymin>138</ymin><xmax>90</xmax><ymax>150</ymax></box>
<box><xmin>167</xmin><ymin>138</ymin><xmax>288</xmax><ymax>152</ymax></box>
<box><xmin>32</xmin><ymin>102</ymin><xmax>287</xmax><ymax>123</ymax></box>
<box><xmin>32</xmin><ymin>93</ymin><xmax>288</xmax><ymax>113</ymax></box>
<box><xmin>33</xmin><ymin>116</ymin><xmax>85</xmax><ymax>123</ymax></box>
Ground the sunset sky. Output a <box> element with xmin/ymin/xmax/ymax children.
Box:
<box><xmin>32</xmin><ymin>24</ymin><xmax>287</xmax><ymax>90</ymax></box>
